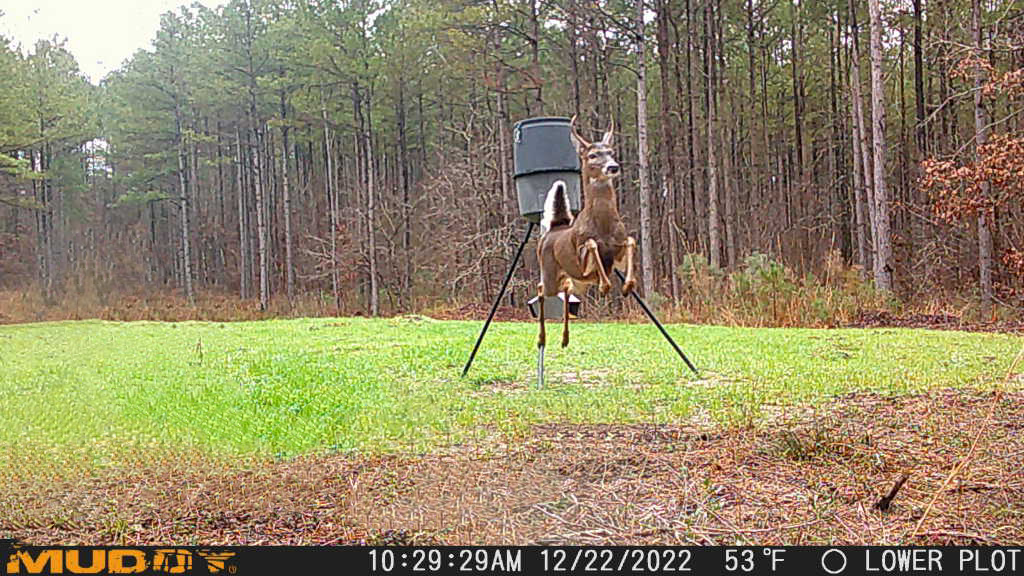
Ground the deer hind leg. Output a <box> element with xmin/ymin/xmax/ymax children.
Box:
<box><xmin>583</xmin><ymin>239</ymin><xmax>613</xmax><ymax>295</ymax></box>
<box><xmin>561</xmin><ymin>278</ymin><xmax>573</xmax><ymax>348</ymax></box>
<box><xmin>619</xmin><ymin>236</ymin><xmax>638</xmax><ymax>295</ymax></box>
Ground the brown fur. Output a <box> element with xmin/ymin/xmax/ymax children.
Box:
<box><xmin>537</xmin><ymin>117</ymin><xmax>638</xmax><ymax>349</ymax></box>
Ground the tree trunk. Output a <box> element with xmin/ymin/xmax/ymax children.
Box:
<box><xmin>850</xmin><ymin>0</ymin><xmax>874</xmax><ymax>275</ymax></box>
<box><xmin>48</xmin><ymin>143</ymin><xmax>63</xmax><ymax>293</ymax></box>
<box><xmin>174</xmin><ymin>100</ymin><xmax>195</xmax><ymax>307</ymax></box>
<box><xmin>321</xmin><ymin>94</ymin><xmax>340</xmax><ymax>312</ymax></box>
<box><xmin>174</xmin><ymin>142</ymin><xmax>192</xmax><ymax>305</ymax></box>
<box><xmin>867</xmin><ymin>0</ymin><xmax>892</xmax><ymax>291</ymax></box>
<box><xmin>719</xmin><ymin>5</ymin><xmax>737</xmax><ymax>269</ymax></box>
<box><xmin>33</xmin><ymin>146</ymin><xmax>53</xmax><ymax>303</ymax></box>
<box><xmin>243</xmin><ymin>4</ymin><xmax>268</xmax><ymax>311</ymax></box>
<box><xmin>828</xmin><ymin>12</ymin><xmax>844</xmax><ymax>258</ymax></box>
<box><xmin>189</xmin><ymin>118</ymin><xmax>201</xmax><ymax>285</ymax></box>
<box><xmin>215</xmin><ymin>121</ymin><xmax>226</xmax><ymax>286</ymax></box>
<box><xmin>364</xmin><ymin>92</ymin><xmax>380</xmax><ymax>317</ymax></box>
<box><xmin>745</xmin><ymin>0</ymin><xmax>762</xmax><ymax>251</ymax></box>
<box><xmin>912</xmin><ymin>0</ymin><xmax>927</xmax><ymax>266</ymax></box>
<box><xmin>528</xmin><ymin>0</ymin><xmax>543</xmax><ymax>114</ymax></box>
<box><xmin>850</xmin><ymin>77</ymin><xmax>869</xmax><ymax>274</ymax></box>
<box><xmin>251</xmin><ymin>121</ymin><xmax>268</xmax><ymax>310</ymax></box>
<box><xmin>635</xmin><ymin>0</ymin><xmax>655</xmax><ymax>294</ymax></box>
<box><xmin>236</xmin><ymin>127</ymin><xmax>249</xmax><ymax>300</ymax></box>
<box><xmin>723</xmin><ymin>125</ymin><xmax>737</xmax><ymax>269</ymax></box>
<box><xmin>973</xmin><ymin>0</ymin><xmax>993</xmax><ymax>313</ymax></box>
<box><xmin>656</xmin><ymin>0</ymin><xmax>681</xmax><ymax>300</ymax></box>
<box><xmin>397</xmin><ymin>79</ymin><xmax>413</xmax><ymax>309</ymax></box>
<box><xmin>705</xmin><ymin>0</ymin><xmax>721</xmax><ymax>270</ymax></box>
<box><xmin>791</xmin><ymin>0</ymin><xmax>805</xmax><ymax>201</ymax></box>
<box><xmin>567</xmin><ymin>0</ymin><xmax>581</xmax><ymax>119</ymax></box>
<box><xmin>280</xmin><ymin>92</ymin><xmax>295</xmax><ymax>301</ymax></box>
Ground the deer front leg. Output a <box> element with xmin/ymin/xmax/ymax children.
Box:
<box><xmin>583</xmin><ymin>239</ymin><xmax>613</xmax><ymax>295</ymax></box>
<box><xmin>620</xmin><ymin>236</ymin><xmax>637</xmax><ymax>296</ymax></box>
<box><xmin>561</xmin><ymin>279</ymin><xmax>572</xmax><ymax>348</ymax></box>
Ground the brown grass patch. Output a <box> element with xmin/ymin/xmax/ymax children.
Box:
<box><xmin>2</xmin><ymin>389</ymin><xmax>1022</xmax><ymax>545</ymax></box>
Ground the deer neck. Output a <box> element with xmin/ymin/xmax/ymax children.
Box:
<box><xmin>578</xmin><ymin>177</ymin><xmax>620</xmax><ymax>231</ymax></box>
<box><xmin>583</xmin><ymin>177</ymin><xmax>618</xmax><ymax>211</ymax></box>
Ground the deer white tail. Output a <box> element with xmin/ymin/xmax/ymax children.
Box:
<box><xmin>541</xmin><ymin>180</ymin><xmax>572</xmax><ymax>234</ymax></box>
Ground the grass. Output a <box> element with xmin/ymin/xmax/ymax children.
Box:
<box><xmin>0</xmin><ymin>317</ymin><xmax>1019</xmax><ymax>472</ymax></box>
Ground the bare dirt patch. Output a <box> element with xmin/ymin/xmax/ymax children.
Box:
<box><xmin>2</xmin><ymin>389</ymin><xmax>1022</xmax><ymax>545</ymax></box>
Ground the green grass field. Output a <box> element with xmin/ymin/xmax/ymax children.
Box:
<box><xmin>0</xmin><ymin>318</ymin><xmax>1019</xmax><ymax>467</ymax></box>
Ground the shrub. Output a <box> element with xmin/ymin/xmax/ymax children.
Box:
<box><xmin>672</xmin><ymin>251</ymin><xmax>892</xmax><ymax>327</ymax></box>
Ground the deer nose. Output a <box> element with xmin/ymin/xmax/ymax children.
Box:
<box><xmin>606</xmin><ymin>164</ymin><xmax>620</xmax><ymax>175</ymax></box>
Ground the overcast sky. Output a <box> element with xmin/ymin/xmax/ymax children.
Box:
<box><xmin>0</xmin><ymin>0</ymin><xmax>217</xmax><ymax>83</ymax></box>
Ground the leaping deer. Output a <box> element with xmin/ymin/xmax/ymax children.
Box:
<box><xmin>537</xmin><ymin>116</ymin><xmax>638</xmax><ymax>350</ymax></box>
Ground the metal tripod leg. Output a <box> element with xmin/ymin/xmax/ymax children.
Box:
<box><xmin>616</xmin><ymin>269</ymin><xmax>699</xmax><ymax>376</ymax></box>
<box><xmin>461</xmin><ymin>222</ymin><xmax>536</xmax><ymax>378</ymax></box>
<box><xmin>537</xmin><ymin>344</ymin><xmax>545</xmax><ymax>388</ymax></box>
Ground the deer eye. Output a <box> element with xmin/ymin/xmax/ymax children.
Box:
<box><xmin>588</xmin><ymin>153</ymin><xmax>597</xmax><ymax>159</ymax></box>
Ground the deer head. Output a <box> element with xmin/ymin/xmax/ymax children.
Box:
<box><xmin>570</xmin><ymin>115</ymin><xmax>620</xmax><ymax>183</ymax></box>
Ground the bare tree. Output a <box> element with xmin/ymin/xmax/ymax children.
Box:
<box><xmin>867</xmin><ymin>0</ymin><xmax>892</xmax><ymax>292</ymax></box>
<box><xmin>280</xmin><ymin>92</ymin><xmax>295</xmax><ymax>300</ymax></box>
<box><xmin>655</xmin><ymin>0</ymin><xmax>680</xmax><ymax>300</ymax></box>
<box><xmin>973</xmin><ymin>0</ymin><xmax>993</xmax><ymax>312</ymax></box>
<box><xmin>705</xmin><ymin>0</ymin><xmax>721</xmax><ymax>270</ymax></box>
<box><xmin>173</xmin><ymin>76</ymin><xmax>195</xmax><ymax>306</ymax></box>
<box><xmin>236</xmin><ymin>127</ymin><xmax>249</xmax><ymax>301</ymax></box>
<box><xmin>849</xmin><ymin>0</ymin><xmax>872</xmax><ymax>276</ymax></box>
<box><xmin>635</xmin><ymin>0</ymin><xmax>655</xmax><ymax>293</ymax></box>
<box><xmin>321</xmin><ymin>93</ymin><xmax>340</xmax><ymax>312</ymax></box>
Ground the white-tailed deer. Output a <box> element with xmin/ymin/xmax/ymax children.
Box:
<box><xmin>537</xmin><ymin>116</ymin><xmax>638</xmax><ymax>350</ymax></box>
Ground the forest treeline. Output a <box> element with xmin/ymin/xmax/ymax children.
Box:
<box><xmin>0</xmin><ymin>0</ymin><xmax>1022</xmax><ymax>320</ymax></box>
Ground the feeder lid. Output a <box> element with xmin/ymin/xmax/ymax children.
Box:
<box><xmin>513</xmin><ymin>116</ymin><xmax>580</xmax><ymax>178</ymax></box>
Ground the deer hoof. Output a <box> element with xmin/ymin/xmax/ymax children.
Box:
<box><xmin>561</xmin><ymin>333</ymin><xmax>569</xmax><ymax>348</ymax></box>
<box><xmin>600</xmin><ymin>282</ymin><xmax>612</xmax><ymax>295</ymax></box>
<box><xmin>621</xmin><ymin>279</ymin><xmax>636</xmax><ymax>296</ymax></box>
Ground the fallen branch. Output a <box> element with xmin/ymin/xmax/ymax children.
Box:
<box><xmin>874</xmin><ymin>473</ymin><xmax>909</xmax><ymax>512</ymax></box>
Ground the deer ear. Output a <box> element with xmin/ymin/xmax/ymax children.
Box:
<box><xmin>569</xmin><ymin>115</ymin><xmax>589</xmax><ymax>154</ymax></box>
<box><xmin>601</xmin><ymin>119</ymin><xmax>614</xmax><ymax>147</ymax></box>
